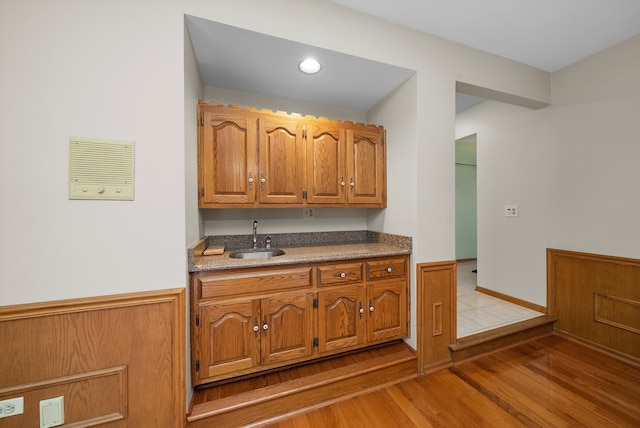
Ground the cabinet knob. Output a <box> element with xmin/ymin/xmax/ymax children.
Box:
<box><xmin>263</xmin><ymin>323</ymin><xmax>268</xmax><ymax>330</ymax></box>
<box><xmin>387</xmin><ymin>267</ymin><xmax>394</xmax><ymax>273</ymax></box>
<box><xmin>333</xmin><ymin>272</ymin><xmax>347</xmax><ymax>278</ymax></box>
<box><xmin>253</xmin><ymin>325</ymin><xmax>259</xmax><ymax>332</ymax></box>
<box><xmin>359</xmin><ymin>307</ymin><xmax>364</xmax><ymax>314</ymax></box>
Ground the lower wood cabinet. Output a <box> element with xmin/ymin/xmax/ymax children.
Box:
<box><xmin>316</xmin><ymin>278</ymin><xmax>408</xmax><ymax>353</ymax></box>
<box><xmin>317</xmin><ymin>285</ymin><xmax>366</xmax><ymax>353</ymax></box>
<box><xmin>367</xmin><ymin>281</ymin><xmax>407</xmax><ymax>342</ymax></box>
<box><xmin>199</xmin><ymin>293</ymin><xmax>314</xmax><ymax>381</ymax></box>
<box><xmin>190</xmin><ymin>255</ymin><xmax>409</xmax><ymax>386</ymax></box>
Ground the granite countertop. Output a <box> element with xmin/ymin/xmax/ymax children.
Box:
<box><xmin>188</xmin><ymin>231</ymin><xmax>411</xmax><ymax>272</ymax></box>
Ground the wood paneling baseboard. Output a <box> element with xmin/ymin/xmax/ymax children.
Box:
<box><xmin>475</xmin><ymin>285</ymin><xmax>547</xmax><ymax>313</ymax></box>
<box><xmin>417</xmin><ymin>260</ymin><xmax>457</xmax><ymax>373</ymax></box>
<box><xmin>0</xmin><ymin>289</ymin><xmax>185</xmax><ymax>427</ymax></box>
<box><xmin>548</xmin><ymin>248</ymin><xmax>640</xmax><ymax>359</ymax></box>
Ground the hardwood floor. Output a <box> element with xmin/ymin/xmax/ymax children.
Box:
<box><xmin>264</xmin><ymin>334</ymin><xmax>640</xmax><ymax>427</ymax></box>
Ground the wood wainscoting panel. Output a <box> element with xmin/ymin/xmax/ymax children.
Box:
<box><xmin>548</xmin><ymin>249</ymin><xmax>640</xmax><ymax>359</ymax></box>
<box><xmin>417</xmin><ymin>261</ymin><xmax>457</xmax><ymax>373</ymax></box>
<box><xmin>0</xmin><ymin>288</ymin><xmax>185</xmax><ymax>427</ymax></box>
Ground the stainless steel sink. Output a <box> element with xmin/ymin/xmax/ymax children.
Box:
<box><xmin>229</xmin><ymin>248</ymin><xmax>285</xmax><ymax>259</ymax></box>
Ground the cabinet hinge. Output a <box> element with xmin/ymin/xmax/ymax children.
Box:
<box><xmin>199</xmin><ymin>116</ymin><xmax>204</xmax><ymax>126</ymax></box>
<box><xmin>302</xmin><ymin>190</ymin><xmax>307</xmax><ymax>199</ymax></box>
<box><xmin>200</xmin><ymin>187</ymin><xmax>205</xmax><ymax>197</ymax></box>
<box><xmin>313</xmin><ymin>337</ymin><xmax>319</xmax><ymax>347</ymax></box>
<box><xmin>302</xmin><ymin>128</ymin><xmax>307</xmax><ymax>139</ymax></box>
<box><xmin>195</xmin><ymin>360</ymin><xmax>200</xmax><ymax>372</ymax></box>
<box><xmin>313</xmin><ymin>298</ymin><xmax>318</xmax><ymax>308</ymax></box>
<box><xmin>195</xmin><ymin>314</ymin><xmax>200</xmax><ymax>326</ymax></box>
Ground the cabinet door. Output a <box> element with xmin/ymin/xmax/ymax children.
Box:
<box><xmin>306</xmin><ymin>123</ymin><xmax>346</xmax><ymax>204</ymax></box>
<box><xmin>199</xmin><ymin>107</ymin><xmax>257</xmax><ymax>206</ymax></box>
<box><xmin>198</xmin><ymin>300</ymin><xmax>261</xmax><ymax>382</ymax></box>
<box><xmin>367</xmin><ymin>281</ymin><xmax>407</xmax><ymax>342</ymax></box>
<box><xmin>258</xmin><ymin>116</ymin><xmax>304</xmax><ymax>204</ymax></box>
<box><xmin>317</xmin><ymin>286</ymin><xmax>366</xmax><ymax>353</ymax></box>
<box><xmin>346</xmin><ymin>126</ymin><xmax>385</xmax><ymax>206</ymax></box>
<box><xmin>261</xmin><ymin>293</ymin><xmax>314</xmax><ymax>365</ymax></box>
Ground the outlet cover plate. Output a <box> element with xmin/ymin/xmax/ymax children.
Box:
<box><xmin>40</xmin><ymin>396</ymin><xmax>64</xmax><ymax>428</ymax></box>
<box><xmin>505</xmin><ymin>205</ymin><xmax>519</xmax><ymax>217</ymax></box>
<box><xmin>0</xmin><ymin>397</ymin><xmax>24</xmax><ymax>419</ymax></box>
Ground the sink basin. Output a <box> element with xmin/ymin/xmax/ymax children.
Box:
<box><xmin>229</xmin><ymin>248</ymin><xmax>285</xmax><ymax>259</ymax></box>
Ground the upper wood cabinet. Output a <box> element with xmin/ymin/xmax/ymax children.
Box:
<box><xmin>258</xmin><ymin>115</ymin><xmax>305</xmax><ymax>204</ymax></box>
<box><xmin>197</xmin><ymin>101</ymin><xmax>386</xmax><ymax>208</ymax></box>
<box><xmin>347</xmin><ymin>126</ymin><xmax>386</xmax><ymax>206</ymax></box>
<box><xmin>306</xmin><ymin>122</ymin><xmax>346</xmax><ymax>205</ymax></box>
<box><xmin>199</xmin><ymin>106</ymin><xmax>257</xmax><ymax>205</ymax></box>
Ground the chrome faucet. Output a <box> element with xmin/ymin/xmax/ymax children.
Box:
<box><xmin>252</xmin><ymin>220</ymin><xmax>258</xmax><ymax>249</ymax></box>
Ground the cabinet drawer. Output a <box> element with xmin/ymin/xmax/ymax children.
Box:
<box><xmin>318</xmin><ymin>262</ymin><xmax>363</xmax><ymax>287</ymax></box>
<box><xmin>366</xmin><ymin>258</ymin><xmax>406</xmax><ymax>281</ymax></box>
<box><xmin>198</xmin><ymin>266</ymin><xmax>312</xmax><ymax>299</ymax></box>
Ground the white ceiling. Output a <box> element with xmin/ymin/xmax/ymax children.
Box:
<box><xmin>186</xmin><ymin>1</ymin><xmax>640</xmax><ymax>113</ymax></box>
<box><xmin>186</xmin><ymin>15</ymin><xmax>415</xmax><ymax>112</ymax></box>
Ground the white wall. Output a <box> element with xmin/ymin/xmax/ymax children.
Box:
<box><xmin>1</xmin><ymin>0</ymin><xmax>551</xmax><ymax>349</ymax></box>
<box><xmin>367</xmin><ymin>75</ymin><xmax>419</xmax><ymax>347</ymax></box>
<box><xmin>204</xmin><ymin>86</ymin><xmax>367</xmax><ymax>124</ymax></box>
<box><xmin>183</xmin><ymin>19</ymin><xmax>204</xmax><ymax>406</ymax></box>
<box><xmin>183</xmin><ymin>0</ymin><xmax>550</xmax><ymax>268</ymax></box>
<box><xmin>0</xmin><ymin>1</ymin><xmax>187</xmax><ymax>305</ymax></box>
<box><xmin>185</xmin><ymin>24</ymin><xmax>205</xmax><ymax>247</ymax></box>
<box><xmin>549</xmin><ymin>35</ymin><xmax>640</xmax><ymax>259</ymax></box>
<box><xmin>457</xmin><ymin>102</ymin><xmax>551</xmax><ymax>305</ymax></box>
<box><xmin>455</xmin><ymin>35</ymin><xmax>640</xmax><ymax>306</ymax></box>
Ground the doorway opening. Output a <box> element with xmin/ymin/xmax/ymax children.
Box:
<box><xmin>454</xmin><ymin>91</ymin><xmax>546</xmax><ymax>339</ymax></box>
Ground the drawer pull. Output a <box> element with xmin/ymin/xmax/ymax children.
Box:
<box><xmin>334</xmin><ymin>272</ymin><xmax>347</xmax><ymax>278</ymax></box>
<box><xmin>386</xmin><ymin>267</ymin><xmax>394</xmax><ymax>273</ymax></box>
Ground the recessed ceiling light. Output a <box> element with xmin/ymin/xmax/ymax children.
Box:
<box><xmin>299</xmin><ymin>58</ymin><xmax>321</xmax><ymax>74</ymax></box>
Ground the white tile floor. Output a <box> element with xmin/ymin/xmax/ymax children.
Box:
<box><xmin>457</xmin><ymin>260</ymin><xmax>544</xmax><ymax>338</ymax></box>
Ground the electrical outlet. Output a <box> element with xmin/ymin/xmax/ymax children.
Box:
<box><xmin>0</xmin><ymin>397</ymin><xmax>24</xmax><ymax>419</ymax></box>
<box><xmin>303</xmin><ymin>208</ymin><xmax>315</xmax><ymax>219</ymax></box>
<box><xmin>40</xmin><ymin>396</ymin><xmax>64</xmax><ymax>428</ymax></box>
<box><xmin>505</xmin><ymin>205</ymin><xmax>519</xmax><ymax>217</ymax></box>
